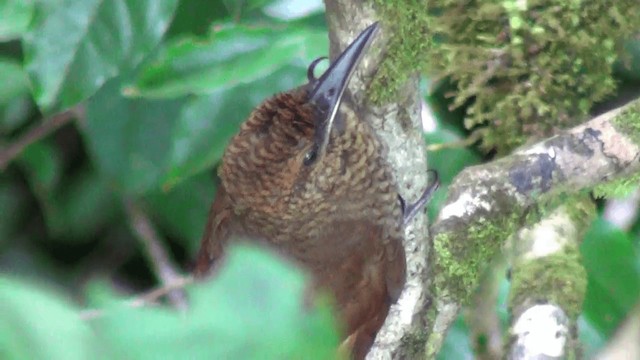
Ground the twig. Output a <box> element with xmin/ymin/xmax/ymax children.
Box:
<box><xmin>123</xmin><ymin>198</ymin><xmax>188</xmax><ymax>311</ymax></box>
<box><xmin>0</xmin><ymin>107</ymin><xmax>81</xmax><ymax>171</ymax></box>
<box><xmin>80</xmin><ymin>276</ymin><xmax>193</xmax><ymax>320</ymax></box>
<box><xmin>426</xmin><ymin>131</ymin><xmax>483</xmax><ymax>152</ymax></box>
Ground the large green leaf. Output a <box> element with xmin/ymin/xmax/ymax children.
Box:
<box><xmin>84</xmin><ymin>77</ymin><xmax>185</xmax><ymax>194</ymax></box>
<box><xmin>129</xmin><ymin>24</ymin><xmax>327</xmax><ymax>98</ymax></box>
<box><xmin>163</xmin><ymin>65</ymin><xmax>306</xmax><ymax>188</ymax></box>
<box><xmin>22</xmin><ymin>0</ymin><xmax>179</xmax><ymax>112</ymax></box>
<box><xmin>0</xmin><ymin>277</ymin><xmax>98</xmax><ymax>360</ymax></box>
<box><xmin>581</xmin><ymin>217</ymin><xmax>640</xmax><ymax>337</ymax></box>
<box><xmin>0</xmin><ymin>0</ymin><xmax>34</xmax><ymax>40</ymax></box>
<box><xmin>90</xmin><ymin>245</ymin><xmax>340</xmax><ymax>359</ymax></box>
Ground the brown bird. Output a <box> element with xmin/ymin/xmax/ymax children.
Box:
<box><xmin>194</xmin><ymin>23</ymin><xmax>439</xmax><ymax>359</ymax></box>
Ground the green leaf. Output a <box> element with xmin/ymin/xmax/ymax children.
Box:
<box><xmin>19</xmin><ymin>142</ymin><xmax>120</xmax><ymax>241</ymax></box>
<box><xmin>615</xmin><ymin>37</ymin><xmax>640</xmax><ymax>83</ymax></box>
<box><xmin>0</xmin><ymin>57</ymin><xmax>32</xmax><ymax>133</ymax></box>
<box><xmin>0</xmin><ymin>179</ymin><xmax>30</xmax><ymax>246</ymax></box>
<box><xmin>438</xmin><ymin>316</ymin><xmax>473</xmax><ymax>360</ymax></box>
<box><xmin>0</xmin><ymin>58</ymin><xmax>29</xmax><ymax>103</ymax></box>
<box><xmin>91</xmin><ymin>245</ymin><xmax>340</xmax><ymax>359</ymax></box>
<box><xmin>163</xmin><ymin>65</ymin><xmax>306</xmax><ymax>188</ymax></box>
<box><xmin>129</xmin><ymin>24</ymin><xmax>327</xmax><ymax>98</ymax></box>
<box><xmin>145</xmin><ymin>172</ymin><xmax>216</xmax><ymax>252</ymax></box>
<box><xmin>222</xmin><ymin>0</ymin><xmax>276</xmax><ymax>18</ymax></box>
<box><xmin>0</xmin><ymin>276</ymin><xmax>98</xmax><ymax>359</ymax></box>
<box><xmin>0</xmin><ymin>0</ymin><xmax>34</xmax><ymax>40</ymax></box>
<box><xmin>84</xmin><ymin>77</ymin><xmax>185</xmax><ymax>194</ymax></box>
<box><xmin>578</xmin><ymin>315</ymin><xmax>606</xmax><ymax>356</ymax></box>
<box><xmin>166</xmin><ymin>0</ymin><xmax>228</xmax><ymax>37</ymax></box>
<box><xmin>22</xmin><ymin>0</ymin><xmax>179</xmax><ymax>112</ymax></box>
<box><xmin>48</xmin><ymin>168</ymin><xmax>120</xmax><ymax>240</ymax></box>
<box><xmin>19</xmin><ymin>140</ymin><xmax>63</xmax><ymax>193</ymax></box>
<box><xmin>581</xmin><ymin>217</ymin><xmax>640</xmax><ymax>337</ymax></box>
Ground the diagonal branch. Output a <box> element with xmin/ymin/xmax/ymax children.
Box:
<box><xmin>0</xmin><ymin>106</ymin><xmax>82</xmax><ymax>171</ymax></box>
<box><xmin>123</xmin><ymin>198</ymin><xmax>188</xmax><ymax>311</ymax></box>
<box><xmin>428</xmin><ymin>98</ymin><xmax>640</xmax><ymax>355</ymax></box>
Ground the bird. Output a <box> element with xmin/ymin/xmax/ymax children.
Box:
<box><xmin>194</xmin><ymin>22</ymin><xmax>439</xmax><ymax>359</ymax></box>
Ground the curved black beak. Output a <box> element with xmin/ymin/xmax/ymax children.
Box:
<box><xmin>307</xmin><ymin>22</ymin><xmax>379</xmax><ymax>161</ymax></box>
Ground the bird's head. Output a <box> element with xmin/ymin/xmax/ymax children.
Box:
<box><xmin>221</xmin><ymin>23</ymin><xmax>380</xmax><ymax>217</ymax></box>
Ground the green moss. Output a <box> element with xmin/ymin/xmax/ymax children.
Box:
<box><xmin>367</xmin><ymin>0</ymin><xmax>431</xmax><ymax>104</ymax></box>
<box><xmin>592</xmin><ymin>172</ymin><xmax>640</xmax><ymax>199</ymax></box>
<box><xmin>434</xmin><ymin>211</ymin><xmax>521</xmax><ymax>303</ymax></box>
<box><xmin>535</xmin><ymin>193</ymin><xmax>595</xmax><ymax>239</ymax></box>
<box><xmin>508</xmin><ymin>248</ymin><xmax>587</xmax><ymax>319</ymax></box>
<box><xmin>401</xmin><ymin>329</ymin><xmax>427</xmax><ymax>358</ymax></box>
<box><xmin>428</xmin><ymin>1</ymin><xmax>640</xmax><ymax>153</ymax></box>
<box><xmin>424</xmin><ymin>331</ymin><xmax>444</xmax><ymax>359</ymax></box>
<box><xmin>611</xmin><ymin>99</ymin><xmax>640</xmax><ymax>147</ymax></box>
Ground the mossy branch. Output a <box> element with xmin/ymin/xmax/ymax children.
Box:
<box><xmin>507</xmin><ymin>201</ymin><xmax>593</xmax><ymax>358</ymax></box>
<box><xmin>428</xmin><ymin>98</ymin><xmax>640</xmax><ymax>354</ymax></box>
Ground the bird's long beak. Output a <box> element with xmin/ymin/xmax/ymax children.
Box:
<box><xmin>308</xmin><ymin>22</ymin><xmax>379</xmax><ymax>160</ymax></box>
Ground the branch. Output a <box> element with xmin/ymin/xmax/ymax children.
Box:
<box><xmin>506</xmin><ymin>203</ymin><xmax>591</xmax><ymax>359</ymax></box>
<box><xmin>123</xmin><ymin>198</ymin><xmax>188</xmax><ymax>311</ymax></box>
<box><xmin>0</xmin><ymin>107</ymin><xmax>81</xmax><ymax>170</ymax></box>
<box><xmin>80</xmin><ymin>275</ymin><xmax>193</xmax><ymax>320</ymax></box>
<box><xmin>428</xmin><ymin>99</ymin><xmax>640</xmax><ymax>353</ymax></box>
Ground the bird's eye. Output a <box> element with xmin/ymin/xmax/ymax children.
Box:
<box><xmin>303</xmin><ymin>149</ymin><xmax>318</xmax><ymax>166</ymax></box>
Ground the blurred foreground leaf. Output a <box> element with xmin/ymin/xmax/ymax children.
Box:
<box><xmin>0</xmin><ymin>277</ymin><xmax>98</xmax><ymax>360</ymax></box>
<box><xmin>0</xmin><ymin>0</ymin><xmax>33</xmax><ymax>40</ymax></box>
<box><xmin>581</xmin><ymin>217</ymin><xmax>640</xmax><ymax>338</ymax></box>
<box><xmin>90</xmin><ymin>245</ymin><xmax>340</xmax><ymax>359</ymax></box>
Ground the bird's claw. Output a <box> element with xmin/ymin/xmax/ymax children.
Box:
<box><xmin>401</xmin><ymin>170</ymin><xmax>440</xmax><ymax>226</ymax></box>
